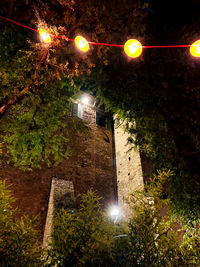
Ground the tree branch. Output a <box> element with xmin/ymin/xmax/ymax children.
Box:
<box><xmin>8</xmin><ymin>0</ymin><xmax>15</xmax><ymax>16</ymax></box>
<box><xmin>0</xmin><ymin>86</ymin><xmax>30</xmax><ymax>118</ymax></box>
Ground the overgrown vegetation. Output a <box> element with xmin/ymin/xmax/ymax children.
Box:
<box><xmin>0</xmin><ymin>24</ymin><xmax>87</xmax><ymax>169</ymax></box>
<box><xmin>0</xmin><ymin>179</ymin><xmax>43</xmax><ymax>266</ymax></box>
<box><xmin>0</xmin><ymin>177</ymin><xmax>199</xmax><ymax>266</ymax></box>
<box><xmin>48</xmin><ymin>190</ymin><xmax>116</xmax><ymax>266</ymax></box>
<box><xmin>49</xmin><ymin>182</ymin><xmax>200</xmax><ymax>266</ymax></box>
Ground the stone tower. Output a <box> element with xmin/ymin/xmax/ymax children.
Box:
<box><xmin>114</xmin><ymin>117</ymin><xmax>144</xmax><ymax>218</ymax></box>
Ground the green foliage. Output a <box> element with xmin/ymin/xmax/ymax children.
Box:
<box><xmin>181</xmin><ymin>226</ymin><xmax>200</xmax><ymax>266</ymax></box>
<box><xmin>146</xmin><ymin>170</ymin><xmax>200</xmax><ymax>225</ymax></box>
<box><xmin>0</xmin><ymin>31</ymin><xmax>88</xmax><ymax>169</ymax></box>
<box><xmin>112</xmin><ymin>170</ymin><xmax>200</xmax><ymax>266</ymax></box>
<box><xmin>146</xmin><ymin>169</ymin><xmax>174</xmax><ymax>201</ymax></box>
<box><xmin>48</xmin><ymin>187</ymin><xmax>200</xmax><ymax>266</ymax></box>
<box><xmin>144</xmin><ymin>170</ymin><xmax>200</xmax><ymax>265</ymax></box>
<box><xmin>49</xmin><ymin>190</ymin><xmax>117</xmax><ymax>266</ymax></box>
<box><xmin>125</xmin><ymin>191</ymin><xmax>182</xmax><ymax>266</ymax></box>
<box><xmin>0</xmin><ymin>22</ymin><xmax>87</xmax><ymax>169</ymax></box>
<box><xmin>0</xmin><ymin>182</ymin><xmax>195</xmax><ymax>266</ymax></box>
<box><xmin>0</xmin><ymin>78</ymin><xmax>85</xmax><ymax>169</ymax></box>
<box><xmin>0</xmin><ymin>179</ymin><xmax>43</xmax><ymax>266</ymax></box>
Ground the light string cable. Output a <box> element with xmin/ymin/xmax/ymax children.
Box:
<box><xmin>0</xmin><ymin>15</ymin><xmax>197</xmax><ymax>56</ymax></box>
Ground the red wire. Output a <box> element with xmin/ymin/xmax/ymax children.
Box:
<box><xmin>89</xmin><ymin>42</ymin><xmax>191</xmax><ymax>48</ymax></box>
<box><xmin>89</xmin><ymin>41</ymin><xmax>124</xmax><ymax>48</ymax></box>
<box><xmin>143</xmin><ymin>44</ymin><xmax>191</xmax><ymax>48</ymax></box>
<box><xmin>0</xmin><ymin>15</ymin><xmax>192</xmax><ymax>49</ymax></box>
<box><xmin>0</xmin><ymin>15</ymin><xmax>38</xmax><ymax>32</ymax></box>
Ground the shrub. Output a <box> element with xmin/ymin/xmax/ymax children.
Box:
<box><xmin>0</xmin><ymin>179</ymin><xmax>43</xmax><ymax>266</ymax></box>
<box><xmin>125</xmin><ymin>191</ymin><xmax>183</xmax><ymax>266</ymax></box>
<box><xmin>49</xmin><ymin>190</ymin><xmax>118</xmax><ymax>266</ymax></box>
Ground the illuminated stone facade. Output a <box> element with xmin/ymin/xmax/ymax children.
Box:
<box><xmin>0</xmin><ymin>93</ymin><xmax>146</xmax><ymax>240</ymax></box>
<box><xmin>114</xmin><ymin>118</ymin><xmax>144</xmax><ymax>218</ymax></box>
<box><xmin>0</xmin><ymin>93</ymin><xmax>114</xmax><ymax>239</ymax></box>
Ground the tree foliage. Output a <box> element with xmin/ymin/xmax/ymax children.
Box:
<box><xmin>0</xmin><ymin>179</ymin><xmax>43</xmax><ymax>266</ymax></box>
<box><xmin>0</xmin><ymin>179</ymin><xmax>199</xmax><ymax>266</ymax></box>
<box><xmin>48</xmin><ymin>187</ymin><xmax>200</xmax><ymax>266</ymax></box>
<box><xmin>124</xmin><ymin>192</ymin><xmax>182</xmax><ymax>266</ymax></box>
<box><xmin>49</xmin><ymin>190</ymin><xmax>116</xmax><ymax>266</ymax></box>
<box><xmin>0</xmin><ymin>21</ymin><xmax>87</xmax><ymax>169</ymax></box>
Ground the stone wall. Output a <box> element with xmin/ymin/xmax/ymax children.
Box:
<box><xmin>0</xmin><ymin>94</ymin><xmax>114</xmax><ymax>239</ymax></box>
<box><xmin>114</xmin><ymin>120</ymin><xmax>144</xmax><ymax>219</ymax></box>
<box><xmin>43</xmin><ymin>179</ymin><xmax>75</xmax><ymax>248</ymax></box>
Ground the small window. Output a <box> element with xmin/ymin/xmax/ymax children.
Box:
<box><xmin>71</xmin><ymin>103</ymin><xmax>82</xmax><ymax>118</ymax></box>
<box><xmin>96</xmin><ymin>111</ymin><xmax>106</xmax><ymax>127</ymax></box>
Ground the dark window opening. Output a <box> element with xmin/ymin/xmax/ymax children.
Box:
<box><xmin>96</xmin><ymin>111</ymin><xmax>112</xmax><ymax>129</ymax></box>
<box><xmin>96</xmin><ymin>111</ymin><xmax>106</xmax><ymax>127</ymax></box>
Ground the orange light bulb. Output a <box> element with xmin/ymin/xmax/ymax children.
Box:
<box><xmin>39</xmin><ymin>28</ymin><xmax>51</xmax><ymax>44</ymax></box>
<box><xmin>74</xmin><ymin>36</ymin><xmax>89</xmax><ymax>52</ymax></box>
<box><xmin>190</xmin><ymin>40</ymin><xmax>200</xmax><ymax>57</ymax></box>
<box><xmin>124</xmin><ymin>39</ymin><xmax>143</xmax><ymax>58</ymax></box>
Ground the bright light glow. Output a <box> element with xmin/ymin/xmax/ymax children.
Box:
<box><xmin>75</xmin><ymin>35</ymin><xmax>89</xmax><ymax>52</ymax></box>
<box><xmin>109</xmin><ymin>205</ymin><xmax>120</xmax><ymax>217</ymax></box>
<box><xmin>82</xmin><ymin>96</ymin><xmax>90</xmax><ymax>105</ymax></box>
<box><xmin>110</xmin><ymin>206</ymin><xmax>120</xmax><ymax>216</ymax></box>
<box><xmin>190</xmin><ymin>40</ymin><xmax>200</xmax><ymax>57</ymax></box>
<box><xmin>39</xmin><ymin>28</ymin><xmax>51</xmax><ymax>44</ymax></box>
<box><xmin>124</xmin><ymin>39</ymin><xmax>143</xmax><ymax>58</ymax></box>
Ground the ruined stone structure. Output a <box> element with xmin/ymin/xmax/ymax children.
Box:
<box><xmin>43</xmin><ymin>178</ymin><xmax>75</xmax><ymax>247</ymax></box>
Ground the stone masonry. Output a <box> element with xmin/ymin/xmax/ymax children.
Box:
<box><xmin>114</xmin><ymin>119</ymin><xmax>144</xmax><ymax>218</ymax></box>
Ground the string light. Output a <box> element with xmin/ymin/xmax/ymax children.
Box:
<box><xmin>74</xmin><ymin>36</ymin><xmax>89</xmax><ymax>52</ymax></box>
<box><xmin>124</xmin><ymin>39</ymin><xmax>143</xmax><ymax>58</ymax></box>
<box><xmin>190</xmin><ymin>40</ymin><xmax>200</xmax><ymax>57</ymax></box>
<box><xmin>39</xmin><ymin>28</ymin><xmax>51</xmax><ymax>44</ymax></box>
<box><xmin>0</xmin><ymin>16</ymin><xmax>198</xmax><ymax>59</ymax></box>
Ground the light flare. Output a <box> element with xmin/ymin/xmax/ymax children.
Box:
<box><xmin>39</xmin><ymin>28</ymin><xmax>51</xmax><ymax>44</ymax></box>
<box><xmin>75</xmin><ymin>36</ymin><xmax>89</xmax><ymax>52</ymax></box>
<box><xmin>124</xmin><ymin>39</ymin><xmax>143</xmax><ymax>58</ymax></box>
<box><xmin>82</xmin><ymin>96</ymin><xmax>90</xmax><ymax>105</ymax></box>
<box><xmin>110</xmin><ymin>206</ymin><xmax>120</xmax><ymax>217</ymax></box>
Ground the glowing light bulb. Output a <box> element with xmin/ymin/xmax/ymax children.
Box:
<box><xmin>82</xmin><ymin>96</ymin><xmax>90</xmax><ymax>105</ymax></box>
<box><xmin>110</xmin><ymin>206</ymin><xmax>120</xmax><ymax>217</ymax></box>
<box><xmin>190</xmin><ymin>40</ymin><xmax>200</xmax><ymax>57</ymax></box>
<box><xmin>39</xmin><ymin>28</ymin><xmax>51</xmax><ymax>44</ymax></box>
<box><xmin>75</xmin><ymin>36</ymin><xmax>89</xmax><ymax>52</ymax></box>
<box><xmin>124</xmin><ymin>39</ymin><xmax>143</xmax><ymax>58</ymax></box>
